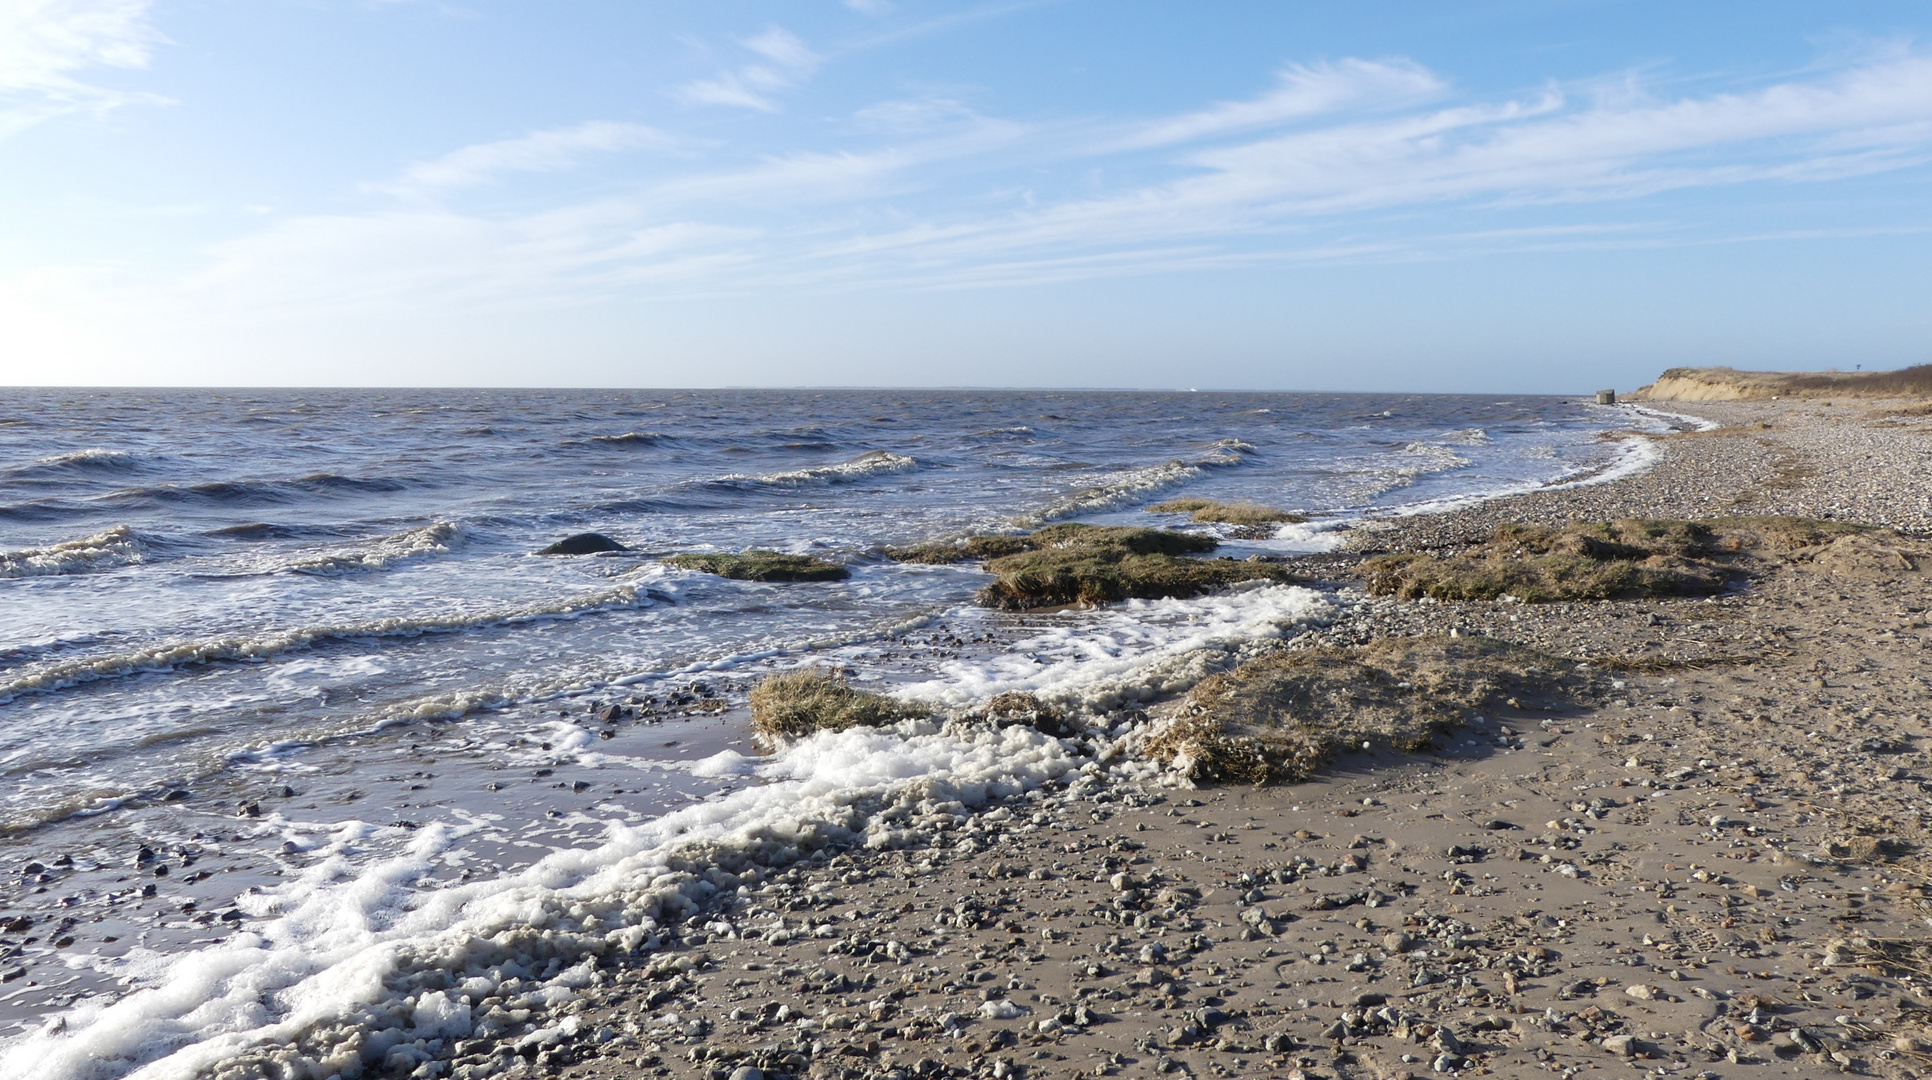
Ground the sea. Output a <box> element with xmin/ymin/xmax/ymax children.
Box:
<box><xmin>0</xmin><ymin>388</ymin><xmax>1685</xmax><ymax>1078</ymax></box>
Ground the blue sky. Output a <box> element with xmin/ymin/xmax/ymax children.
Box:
<box><xmin>3</xmin><ymin>0</ymin><xmax>1930</xmax><ymax>390</ymax></box>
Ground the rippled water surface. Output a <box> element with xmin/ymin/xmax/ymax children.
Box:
<box><xmin>0</xmin><ymin>387</ymin><xmax>1650</xmax><ymax>1043</ymax></box>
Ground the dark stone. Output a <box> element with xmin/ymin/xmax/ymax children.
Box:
<box><xmin>539</xmin><ymin>533</ymin><xmax>627</xmax><ymax>556</ymax></box>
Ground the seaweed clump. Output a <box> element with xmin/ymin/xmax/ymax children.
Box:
<box><xmin>1146</xmin><ymin>635</ymin><xmax>1590</xmax><ymax>784</ymax></box>
<box><xmin>748</xmin><ymin>670</ymin><xmax>927</xmax><ymax>739</ymax></box>
<box><xmin>665</xmin><ymin>550</ymin><xmax>850</xmax><ymax>582</ymax></box>
<box><xmin>887</xmin><ymin>534</ymin><xmax>1033</xmax><ymax>565</ymax></box>
<box><xmin>1150</xmin><ymin>498</ymin><xmax>1307</xmax><ymax>525</ymax></box>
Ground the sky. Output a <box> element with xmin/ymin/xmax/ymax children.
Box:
<box><xmin>1</xmin><ymin>0</ymin><xmax>1930</xmax><ymax>391</ymax></box>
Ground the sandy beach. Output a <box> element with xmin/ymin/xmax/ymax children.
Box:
<box><xmin>172</xmin><ymin>397</ymin><xmax>1932</xmax><ymax>1080</ymax></box>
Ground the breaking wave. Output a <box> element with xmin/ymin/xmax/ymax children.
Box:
<box><xmin>279</xmin><ymin>522</ymin><xmax>466</xmax><ymax>576</ymax></box>
<box><xmin>0</xmin><ymin>525</ymin><xmax>146</xmax><ymax>579</ymax></box>
<box><xmin>1019</xmin><ymin>441</ymin><xmax>1252</xmax><ymax>526</ymax></box>
<box><xmin>703</xmin><ymin>450</ymin><xmax>917</xmax><ymax>491</ymax></box>
<box><xmin>3</xmin><ymin>449</ymin><xmax>143</xmax><ymax>479</ymax></box>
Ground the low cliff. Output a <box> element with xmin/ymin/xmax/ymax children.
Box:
<box><xmin>1632</xmin><ymin>365</ymin><xmax>1932</xmax><ymax>401</ymax></box>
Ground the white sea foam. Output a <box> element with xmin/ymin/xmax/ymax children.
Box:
<box><xmin>4</xmin><ymin>722</ymin><xmax>1085</xmax><ymax>1080</ymax></box>
<box><xmin>278</xmin><ymin>522</ymin><xmax>466</xmax><ymax>576</ymax></box>
<box><xmin>0</xmin><ymin>525</ymin><xmax>145</xmax><ymax>579</ymax></box>
<box><xmin>712</xmin><ymin>450</ymin><xmax>917</xmax><ymax>490</ymax></box>
<box><xmin>895</xmin><ymin>583</ymin><xmax>1333</xmax><ymax>712</ymax></box>
<box><xmin>1620</xmin><ymin>403</ymin><xmax>1720</xmax><ymax>432</ymax></box>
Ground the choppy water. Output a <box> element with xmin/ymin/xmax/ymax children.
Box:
<box><xmin>0</xmin><ymin>388</ymin><xmax>1664</xmax><ymax>1071</ymax></box>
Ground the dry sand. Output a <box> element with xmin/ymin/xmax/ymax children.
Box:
<box><xmin>384</xmin><ymin>401</ymin><xmax>1932</xmax><ymax>1080</ymax></box>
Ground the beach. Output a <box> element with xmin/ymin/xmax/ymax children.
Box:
<box><xmin>9</xmin><ymin>394</ymin><xmax>1932</xmax><ymax>1080</ymax></box>
<box><xmin>386</xmin><ymin>397</ymin><xmax>1932</xmax><ymax>1080</ymax></box>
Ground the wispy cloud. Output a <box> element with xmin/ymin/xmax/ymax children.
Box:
<box><xmin>371</xmin><ymin>121</ymin><xmax>689</xmax><ymax>199</ymax></box>
<box><xmin>1109</xmin><ymin>58</ymin><xmax>1447</xmax><ymax>150</ymax></box>
<box><xmin>674</xmin><ymin>26</ymin><xmax>820</xmax><ymax>112</ymax></box>
<box><xmin>110</xmin><ymin>48</ymin><xmax>1932</xmax><ymax>316</ymax></box>
<box><xmin>0</xmin><ymin>0</ymin><xmax>166</xmax><ymax>137</ymax></box>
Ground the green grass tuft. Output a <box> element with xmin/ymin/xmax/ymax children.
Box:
<box><xmin>1150</xmin><ymin>498</ymin><xmax>1307</xmax><ymax>525</ymax></box>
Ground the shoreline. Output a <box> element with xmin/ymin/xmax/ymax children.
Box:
<box><xmin>16</xmin><ymin>396</ymin><xmax>1932</xmax><ymax>1080</ymax></box>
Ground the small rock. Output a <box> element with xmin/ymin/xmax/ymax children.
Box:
<box><xmin>538</xmin><ymin>533</ymin><xmax>627</xmax><ymax>556</ymax></box>
<box><xmin>1384</xmin><ymin>931</ymin><xmax>1413</xmax><ymax>953</ymax></box>
<box><xmin>1624</xmin><ymin>984</ymin><xmax>1658</xmax><ymax>1001</ymax></box>
<box><xmin>1601</xmin><ymin>1034</ymin><xmax>1637</xmax><ymax>1056</ymax></box>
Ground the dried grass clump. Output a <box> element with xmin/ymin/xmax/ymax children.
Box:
<box><xmin>1146</xmin><ymin>636</ymin><xmax>1590</xmax><ymax>784</ymax></box>
<box><xmin>664</xmin><ymin>550</ymin><xmax>850</xmax><ymax>582</ymax></box>
<box><xmin>1364</xmin><ymin>516</ymin><xmax>1902</xmax><ymax>602</ymax></box>
<box><xmin>1363</xmin><ymin>519</ymin><xmax>1734</xmax><ymax>602</ymax></box>
<box><xmin>1150</xmin><ymin>499</ymin><xmax>1308</xmax><ymax>525</ymax></box>
<box><xmin>748</xmin><ymin>670</ymin><xmax>927</xmax><ymax>739</ymax></box>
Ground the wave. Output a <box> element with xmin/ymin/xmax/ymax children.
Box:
<box><xmin>0</xmin><ymin>525</ymin><xmax>145</xmax><ymax>580</ymax></box>
<box><xmin>564</xmin><ymin>431</ymin><xmax>668</xmax><ymax>449</ymax></box>
<box><xmin>0</xmin><ymin>577</ymin><xmax>673</xmax><ymax>704</ymax></box>
<box><xmin>97</xmin><ymin>473</ymin><xmax>411</xmax><ymax>508</ymax></box>
<box><xmin>2</xmin><ymin>448</ymin><xmax>143</xmax><ymax>479</ymax></box>
<box><xmin>1018</xmin><ymin>442</ymin><xmax>1250</xmax><ymax>526</ymax></box>
<box><xmin>206</xmin><ymin>522</ymin><xmax>352</xmax><ymax>541</ymax></box>
<box><xmin>279</xmin><ymin>522</ymin><xmax>466</xmax><ymax>576</ymax></box>
<box><xmin>702</xmin><ymin>450</ymin><xmax>917</xmax><ymax>492</ymax></box>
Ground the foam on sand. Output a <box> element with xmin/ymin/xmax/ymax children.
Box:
<box><xmin>5</xmin><ymin>722</ymin><xmax>1087</xmax><ymax>1080</ymax></box>
<box><xmin>896</xmin><ymin>582</ymin><xmax>1334</xmax><ymax>712</ymax></box>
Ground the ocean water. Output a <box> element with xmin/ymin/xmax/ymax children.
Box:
<box><xmin>0</xmin><ymin>388</ymin><xmax>1670</xmax><ymax>1076</ymax></box>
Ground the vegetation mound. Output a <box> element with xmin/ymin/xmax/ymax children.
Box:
<box><xmin>1150</xmin><ymin>498</ymin><xmax>1307</xmax><ymax>525</ymax></box>
<box><xmin>747</xmin><ymin>670</ymin><xmax>927</xmax><ymax>739</ymax></box>
<box><xmin>1363</xmin><ymin>516</ymin><xmax>1895</xmax><ymax>602</ymax></box>
<box><xmin>887</xmin><ymin>534</ymin><xmax>1033</xmax><ymax>565</ymax></box>
<box><xmin>892</xmin><ymin>524</ymin><xmax>1293</xmax><ymax>608</ymax></box>
<box><xmin>664</xmin><ymin>551</ymin><xmax>850</xmax><ymax>582</ymax></box>
<box><xmin>974</xmin><ymin>524</ymin><xmax>1293</xmax><ymax>610</ymax></box>
<box><xmin>1146</xmin><ymin>636</ymin><xmax>1591</xmax><ymax>784</ymax></box>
